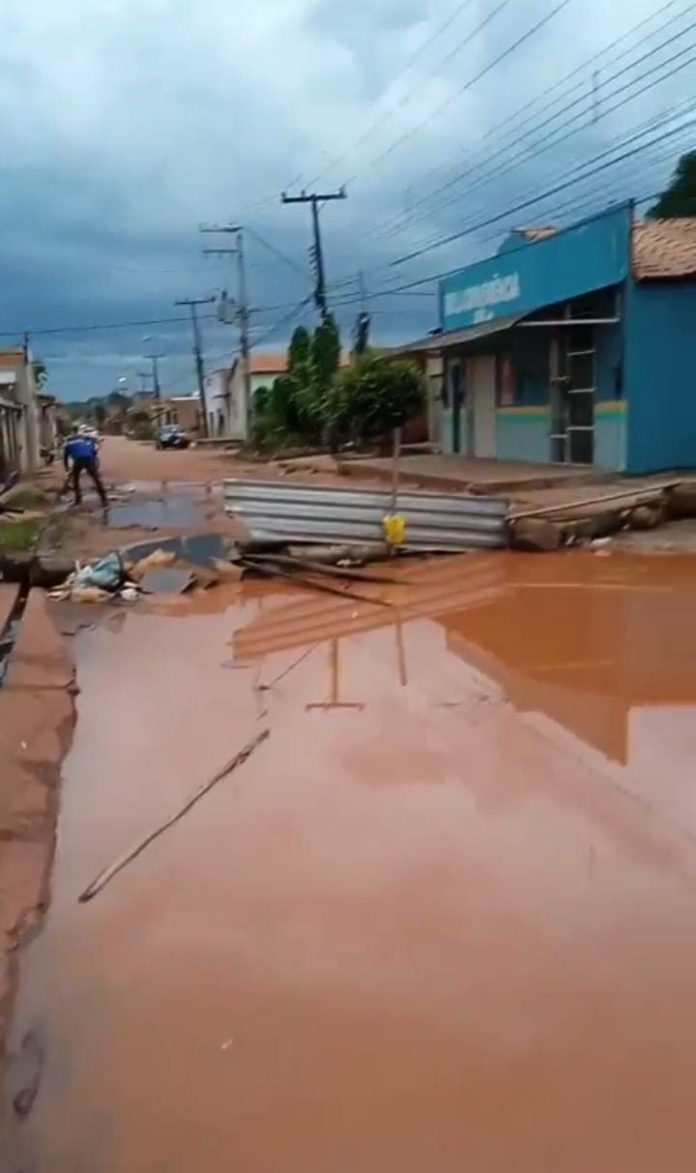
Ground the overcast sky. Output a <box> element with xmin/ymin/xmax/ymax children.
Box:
<box><xmin>1</xmin><ymin>0</ymin><xmax>693</xmax><ymax>400</ymax></box>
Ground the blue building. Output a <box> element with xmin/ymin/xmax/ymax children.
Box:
<box><xmin>403</xmin><ymin>205</ymin><xmax>696</xmax><ymax>474</ymax></box>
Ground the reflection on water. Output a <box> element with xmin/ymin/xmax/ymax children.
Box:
<box><xmin>7</xmin><ymin>551</ymin><xmax>696</xmax><ymax>1173</ymax></box>
<box><xmin>235</xmin><ymin>550</ymin><xmax>696</xmax><ymax>770</ymax></box>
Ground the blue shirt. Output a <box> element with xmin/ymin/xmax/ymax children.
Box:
<box><xmin>64</xmin><ymin>436</ymin><xmax>98</xmax><ymax>464</ymax></box>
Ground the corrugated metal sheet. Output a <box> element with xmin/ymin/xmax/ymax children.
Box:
<box><xmin>224</xmin><ymin>479</ymin><xmax>508</xmax><ymax>551</ymax></box>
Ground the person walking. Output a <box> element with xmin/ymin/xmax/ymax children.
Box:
<box><xmin>63</xmin><ymin>427</ymin><xmax>108</xmax><ymax>508</ymax></box>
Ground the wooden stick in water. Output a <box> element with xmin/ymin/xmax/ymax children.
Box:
<box><xmin>78</xmin><ymin>729</ymin><xmax>270</xmax><ymax>903</ymax></box>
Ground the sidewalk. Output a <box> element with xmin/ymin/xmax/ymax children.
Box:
<box><xmin>339</xmin><ymin>453</ymin><xmax>610</xmax><ymax>495</ymax></box>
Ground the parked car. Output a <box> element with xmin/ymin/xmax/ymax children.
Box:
<box><xmin>156</xmin><ymin>424</ymin><xmax>190</xmax><ymax>450</ymax></box>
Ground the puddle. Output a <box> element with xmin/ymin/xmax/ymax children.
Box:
<box><xmin>108</xmin><ymin>496</ymin><xmax>206</xmax><ymax>529</ymax></box>
<box><xmin>7</xmin><ymin>552</ymin><xmax>696</xmax><ymax>1172</ymax></box>
<box><xmin>107</xmin><ymin>481</ymin><xmax>220</xmax><ymax>530</ymax></box>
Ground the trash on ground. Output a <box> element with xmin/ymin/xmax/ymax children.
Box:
<box><xmin>140</xmin><ymin>566</ymin><xmax>197</xmax><ymax>595</ymax></box>
<box><xmin>126</xmin><ymin>548</ymin><xmax>177</xmax><ymax>582</ymax></box>
<box><xmin>75</xmin><ymin>551</ymin><xmax>123</xmax><ymax>591</ymax></box>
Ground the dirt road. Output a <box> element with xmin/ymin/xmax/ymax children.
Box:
<box><xmin>96</xmin><ymin>434</ymin><xmax>239</xmax><ymax>484</ymax></box>
<box><xmin>5</xmin><ymin>548</ymin><xmax>696</xmax><ymax>1172</ymax></box>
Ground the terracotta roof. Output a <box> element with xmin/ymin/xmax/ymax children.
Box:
<box><xmin>514</xmin><ymin>218</ymin><xmax>696</xmax><ymax>280</ymax></box>
<box><xmin>0</xmin><ymin>350</ymin><xmax>24</xmax><ymax>370</ymax></box>
<box><xmin>632</xmin><ymin>219</ymin><xmax>696</xmax><ymax>279</ymax></box>
<box><xmin>249</xmin><ymin>353</ymin><xmax>287</xmax><ymax>375</ymax></box>
<box><xmin>247</xmin><ymin>351</ymin><xmax>351</xmax><ymax>375</ymax></box>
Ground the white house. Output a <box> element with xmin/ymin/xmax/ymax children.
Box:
<box><xmin>203</xmin><ymin>353</ymin><xmax>288</xmax><ymax>441</ymax></box>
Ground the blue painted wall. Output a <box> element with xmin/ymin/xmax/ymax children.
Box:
<box><xmin>625</xmin><ymin>281</ymin><xmax>696</xmax><ymax>473</ymax></box>
<box><xmin>440</xmin><ymin>204</ymin><xmax>632</xmax><ymax>331</ymax></box>
<box><xmin>595</xmin><ymin>406</ymin><xmax>627</xmax><ymax>470</ymax></box>
<box><xmin>496</xmin><ymin>411</ymin><xmax>550</xmax><ymax>462</ymax></box>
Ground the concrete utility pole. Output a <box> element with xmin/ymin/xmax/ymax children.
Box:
<box><xmin>143</xmin><ymin>353</ymin><xmax>163</xmax><ymax>402</ymax></box>
<box><xmin>200</xmin><ymin>225</ymin><xmax>252</xmax><ymax>439</ymax></box>
<box><xmin>280</xmin><ymin>189</ymin><xmax>346</xmax><ymax>317</ymax></box>
<box><xmin>174</xmin><ymin>296</ymin><xmax>215</xmax><ymax>437</ymax></box>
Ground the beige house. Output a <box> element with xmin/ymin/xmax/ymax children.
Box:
<box><xmin>158</xmin><ymin>395</ymin><xmax>203</xmax><ymax>434</ymax></box>
<box><xmin>0</xmin><ymin>349</ymin><xmax>41</xmax><ymax>483</ymax></box>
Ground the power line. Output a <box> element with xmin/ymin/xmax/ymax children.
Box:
<box><xmin>392</xmin><ymin>82</ymin><xmax>696</xmax><ymax>262</ymax></box>
<box><xmin>305</xmin><ymin>0</ymin><xmax>509</xmax><ymax>189</ymax></box>
<box><xmin>390</xmin><ymin>113</ymin><xmax>696</xmax><ymax>266</ymax></box>
<box><xmin>390</xmin><ymin>16</ymin><xmax>696</xmax><ymax>238</ymax></box>
<box><xmin>358</xmin><ymin>0</ymin><xmax>575</xmax><ymax>176</ymax></box>
<box><xmin>253</xmin><ymin>296</ymin><xmax>315</xmax><ymax>349</ymax></box>
<box><xmin>0</xmin><ymin>312</ymin><xmax>217</xmax><ymax>339</ymax></box>
<box><xmin>368</xmin><ymin>0</ymin><xmax>690</xmax><ymax>240</ymax></box>
<box><xmin>244</xmin><ymin>225</ymin><xmax>310</xmax><ymax>280</ymax></box>
<box><xmin>349</xmin><ymin>86</ymin><xmax>696</xmax><ymax>294</ymax></box>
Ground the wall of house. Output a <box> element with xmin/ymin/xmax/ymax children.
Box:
<box><xmin>494</xmin><ymin>327</ymin><xmax>551</xmax><ymax>463</ymax></box>
<box><xmin>593</xmin><ymin>316</ymin><xmax>626</xmax><ymax>470</ymax></box>
<box><xmin>625</xmin><ymin>280</ymin><xmax>696</xmax><ymax>473</ymax></box>
<box><xmin>165</xmin><ymin>397</ymin><xmax>201</xmax><ymax>432</ymax></box>
<box><xmin>203</xmin><ymin>371</ymin><xmax>230</xmax><ymax>437</ymax></box>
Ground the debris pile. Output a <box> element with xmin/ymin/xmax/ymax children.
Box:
<box><xmin>508</xmin><ymin>480</ymin><xmax>696</xmax><ymax>552</ymax></box>
<box><xmin>47</xmin><ymin>536</ymin><xmax>235</xmax><ymax>604</ymax></box>
<box><xmin>45</xmin><ymin>531</ymin><xmax>412</xmax><ymax>606</ymax></box>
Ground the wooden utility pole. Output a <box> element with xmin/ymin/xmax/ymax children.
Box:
<box><xmin>354</xmin><ymin>269</ymin><xmax>371</xmax><ymax>354</ymax></box>
<box><xmin>280</xmin><ymin>189</ymin><xmax>346</xmax><ymax>317</ymax></box>
<box><xmin>200</xmin><ymin>225</ymin><xmax>252</xmax><ymax>438</ymax></box>
<box><xmin>174</xmin><ymin>296</ymin><xmax>215</xmax><ymax>437</ymax></box>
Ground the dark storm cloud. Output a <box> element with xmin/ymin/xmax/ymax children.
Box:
<box><xmin>0</xmin><ymin>0</ymin><xmax>692</xmax><ymax>398</ymax></box>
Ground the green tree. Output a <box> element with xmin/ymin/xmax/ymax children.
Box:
<box><xmin>648</xmin><ymin>151</ymin><xmax>696</xmax><ymax>219</ymax></box>
<box><xmin>107</xmin><ymin>390</ymin><xmax>130</xmax><ymax>411</ymax></box>
<box><xmin>329</xmin><ymin>352</ymin><xmax>424</xmax><ymax>447</ymax></box>
<box><xmin>288</xmin><ymin>326</ymin><xmax>311</xmax><ymax>375</ymax></box>
<box><xmin>33</xmin><ymin>360</ymin><xmax>47</xmax><ymax>390</ymax></box>
<box><xmin>311</xmin><ymin>314</ymin><xmax>340</xmax><ymax>394</ymax></box>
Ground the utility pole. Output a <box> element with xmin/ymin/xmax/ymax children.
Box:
<box><xmin>137</xmin><ymin>371</ymin><xmax>151</xmax><ymax>396</ymax></box>
<box><xmin>200</xmin><ymin>224</ymin><xmax>252</xmax><ymax>439</ymax></box>
<box><xmin>143</xmin><ymin>352</ymin><xmax>163</xmax><ymax>402</ymax></box>
<box><xmin>354</xmin><ymin>269</ymin><xmax>371</xmax><ymax>355</ymax></box>
<box><xmin>280</xmin><ymin>188</ymin><xmax>346</xmax><ymax>317</ymax></box>
<box><xmin>174</xmin><ymin>296</ymin><xmax>215</xmax><ymax>437</ymax></box>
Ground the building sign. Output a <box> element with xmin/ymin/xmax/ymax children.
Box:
<box><xmin>440</xmin><ymin>203</ymin><xmax>632</xmax><ymax>333</ymax></box>
<box><xmin>445</xmin><ymin>273</ymin><xmax>521</xmax><ymax>324</ymax></box>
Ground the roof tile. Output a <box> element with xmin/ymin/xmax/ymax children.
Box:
<box><xmin>515</xmin><ymin>218</ymin><xmax>696</xmax><ymax>280</ymax></box>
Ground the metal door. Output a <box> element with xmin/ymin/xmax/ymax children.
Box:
<box><xmin>550</xmin><ymin>329</ymin><xmax>596</xmax><ymax>465</ymax></box>
<box><xmin>468</xmin><ymin>355</ymin><xmax>497</xmax><ymax>457</ymax></box>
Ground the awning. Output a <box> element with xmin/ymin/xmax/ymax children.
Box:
<box><xmin>391</xmin><ymin>313</ymin><xmax>524</xmax><ymax>355</ymax></box>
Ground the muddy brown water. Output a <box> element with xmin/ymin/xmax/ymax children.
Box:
<box><xmin>5</xmin><ymin>552</ymin><xmax>696</xmax><ymax>1172</ymax></box>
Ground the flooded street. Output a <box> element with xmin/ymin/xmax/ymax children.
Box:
<box><xmin>6</xmin><ymin>551</ymin><xmax>696</xmax><ymax>1172</ymax></box>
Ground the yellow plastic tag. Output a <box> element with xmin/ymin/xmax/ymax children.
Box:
<box><xmin>383</xmin><ymin>513</ymin><xmax>406</xmax><ymax>547</ymax></box>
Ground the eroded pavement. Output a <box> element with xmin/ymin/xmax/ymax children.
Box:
<box><xmin>5</xmin><ymin>550</ymin><xmax>696</xmax><ymax>1172</ymax></box>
